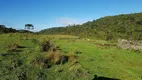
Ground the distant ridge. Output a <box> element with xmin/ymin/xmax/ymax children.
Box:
<box><xmin>0</xmin><ymin>25</ymin><xmax>17</xmax><ymax>33</ymax></box>
<box><xmin>0</xmin><ymin>25</ymin><xmax>33</xmax><ymax>33</ymax></box>
<box><xmin>39</xmin><ymin>12</ymin><xmax>142</xmax><ymax>40</ymax></box>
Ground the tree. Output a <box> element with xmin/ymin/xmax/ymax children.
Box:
<box><xmin>0</xmin><ymin>25</ymin><xmax>17</xmax><ymax>33</ymax></box>
<box><xmin>25</xmin><ymin>24</ymin><xmax>34</xmax><ymax>31</ymax></box>
<box><xmin>0</xmin><ymin>25</ymin><xmax>6</xmax><ymax>28</ymax></box>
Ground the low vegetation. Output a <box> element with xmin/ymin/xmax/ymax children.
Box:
<box><xmin>1</xmin><ymin>33</ymin><xmax>141</xmax><ymax>80</ymax></box>
<box><xmin>32</xmin><ymin>40</ymin><xmax>78</xmax><ymax>68</ymax></box>
<box><xmin>0</xmin><ymin>25</ymin><xmax>17</xmax><ymax>33</ymax></box>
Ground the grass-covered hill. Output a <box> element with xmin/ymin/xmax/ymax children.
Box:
<box><xmin>39</xmin><ymin>13</ymin><xmax>142</xmax><ymax>40</ymax></box>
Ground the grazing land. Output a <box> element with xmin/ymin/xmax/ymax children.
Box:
<box><xmin>0</xmin><ymin>33</ymin><xmax>142</xmax><ymax>80</ymax></box>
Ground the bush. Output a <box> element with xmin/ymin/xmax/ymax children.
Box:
<box><xmin>41</xmin><ymin>41</ymin><xmax>53</xmax><ymax>52</ymax></box>
<box><xmin>32</xmin><ymin>51</ymin><xmax>78</xmax><ymax>68</ymax></box>
<box><xmin>41</xmin><ymin>40</ymin><xmax>61</xmax><ymax>52</ymax></box>
<box><xmin>32</xmin><ymin>51</ymin><xmax>67</xmax><ymax>68</ymax></box>
<box><xmin>32</xmin><ymin>41</ymin><xmax>78</xmax><ymax>68</ymax></box>
<box><xmin>45</xmin><ymin>51</ymin><xmax>62</xmax><ymax>65</ymax></box>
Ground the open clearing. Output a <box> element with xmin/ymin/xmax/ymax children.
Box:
<box><xmin>0</xmin><ymin>33</ymin><xmax>142</xmax><ymax>80</ymax></box>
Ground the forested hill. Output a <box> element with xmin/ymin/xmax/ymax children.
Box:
<box><xmin>0</xmin><ymin>25</ymin><xmax>17</xmax><ymax>33</ymax></box>
<box><xmin>39</xmin><ymin>13</ymin><xmax>142</xmax><ymax>40</ymax></box>
<box><xmin>0</xmin><ymin>25</ymin><xmax>33</xmax><ymax>33</ymax></box>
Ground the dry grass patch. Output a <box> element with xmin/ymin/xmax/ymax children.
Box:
<box><xmin>45</xmin><ymin>52</ymin><xmax>78</xmax><ymax>66</ymax></box>
<box><xmin>45</xmin><ymin>51</ymin><xmax>62</xmax><ymax>65</ymax></box>
<box><xmin>68</xmin><ymin>53</ymin><xmax>77</xmax><ymax>62</ymax></box>
<box><xmin>32</xmin><ymin>51</ymin><xmax>78</xmax><ymax>68</ymax></box>
<box><xmin>41</xmin><ymin>41</ymin><xmax>53</xmax><ymax>52</ymax></box>
<box><xmin>8</xmin><ymin>43</ymin><xmax>19</xmax><ymax>52</ymax></box>
<box><xmin>41</xmin><ymin>40</ymin><xmax>60</xmax><ymax>52</ymax></box>
<box><xmin>32</xmin><ymin>40</ymin><xmax>78</xmax><ymax>68</ymax></box>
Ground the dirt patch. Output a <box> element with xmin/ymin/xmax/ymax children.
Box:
<box><xmin>117</xmin><ymin>39</ymin><xmax>142</xmax><ymax>51</ymax></box>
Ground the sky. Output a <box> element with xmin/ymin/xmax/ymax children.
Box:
<box><xmin>0</xmin><ymin>0</ymin><xmax>142</xmax><ymax>31</ymax></box>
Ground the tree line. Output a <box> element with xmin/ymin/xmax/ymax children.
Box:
<box><xmin>0</xmin><ymin>25</ymin><xmax>17</xmax><ymax>33</ymax></box>
<box><xmin>0</xmin><ymin>24</ymin><xmax>34</xmax><ymax>33</ymax></box>
<box><xmin>39</xmin><ymin>12</ymin><xmax>142</xmax><ymax>40</ymax></box>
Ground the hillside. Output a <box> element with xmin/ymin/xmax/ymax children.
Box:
<box><xmin>0</xmin><ymin>25</ymin><xmax>33</xmax><ymax>33</ymax></box>
<box><xmin>39</xmin><ymin>13</ymin><xmax>142</xmax><ymax>40</ymax></box>
<box><xmin>0</xmin><ymin>25</ymin><xmax>17</xmax><ymax>33</ymax></box>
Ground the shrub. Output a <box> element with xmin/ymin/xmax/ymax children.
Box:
<box><xmin>32</xmin><ymin>51</ymin><xmax>65</xmax><ymax>68</ymax></box>
<box><xmin>32</xmin><ymin>51</ymin><xmax>78</xmax><ymax>68</ymax></box>
<box><xmin>33</xmin><ymin>41</ymin><xmax>78</xmax><ymax>68</ymax></box>
<box><xmin>45</xmin><ymin>51</ymin><xmax>62</xmax><ymax>65</ymax></box>
<box><xmin>45</xmin><ymin>51</ymin><xmax>78</xmax><ymax>65</ymax></box>
<box><xmin>41</xmin><ymin>41</ymin><xmax>53</xmax><ymax>52</ymax></box>
<box><xmin>41</xmin><ymin>40</ymin><xmax>61</xmax><ymax>52</ymax></box>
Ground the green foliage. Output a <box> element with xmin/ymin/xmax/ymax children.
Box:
<box><xmin>25</xmin><ymin>24</ymin><xmax>34</xmax><ymax>31</ymax></box>
<box><xmin>39</xmin><ymin>12</ymin><xmax>142</xmax><ymax>40</ymax></box>
<box><xmin>0</xmin><ymin>34</ymin><xmax>83</xmax><ymax>80</ymax></box>
<box><xmin>0</xmin><ymin>25</ymin><xmax>17</xmax><ymax>33</ymax></box>
<box><xmin>0</xmin><ymin>25</ymin><xmax>34</xmax><ymax>34</ymax></box>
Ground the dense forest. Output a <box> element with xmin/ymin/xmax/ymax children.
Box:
<box><xmin>39</xmin><ymin>13</ymin><xmax>142</xmax><ymax>40</ymax></box>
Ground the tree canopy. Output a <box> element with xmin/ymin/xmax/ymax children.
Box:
<box><xmin>0</xmin><ymin>25</ymin><xmax>17</xmax><ymax>33</ymax></box>
<box><xmin>25</xmin><ymin>24</ymin><xmax>34</xmax><ymax>30</ymax></box>
<box><xmin>39</xmin><ymin>12</ymin><xmax>142</xmax><ymax>40</ymax></box>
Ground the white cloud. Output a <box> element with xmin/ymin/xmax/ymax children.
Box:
<box><xmin>56</xmin><ymin>17</ymin><xmax>84</xmax><ymax>26</ymax></box>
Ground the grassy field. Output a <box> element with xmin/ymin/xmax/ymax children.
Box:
<box><xmin>0</xmin><ymin>33</ymin><xmax>142</xmax><ymax>80</ymax></box>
